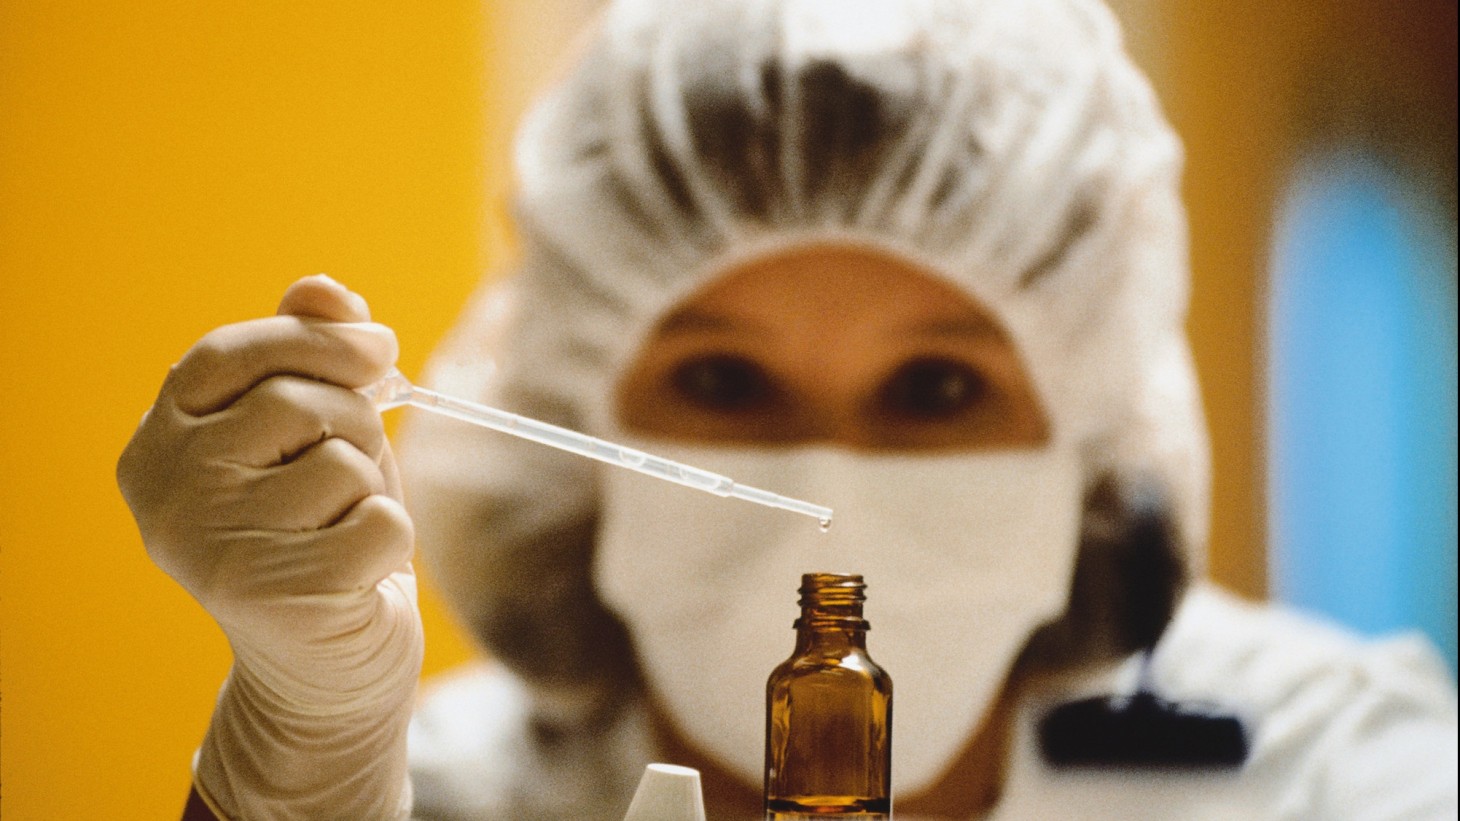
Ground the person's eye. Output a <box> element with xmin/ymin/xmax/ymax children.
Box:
<box><xmin>670</xmin><ymin>354</ymin><xmax>776</xmax><ymax>412</ymax></box>
<box><xmin>878</xmin><ymin>357</ymin><xmax>987</xmax><ymax>420</ymax></box>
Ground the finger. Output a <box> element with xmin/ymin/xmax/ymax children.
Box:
<box><xmin>380</xmin><ymin>440</ymin><xmax>405</xmax><ymax>503</ymax></box>
<box><xmin>305</xmin><ymin>494</ymin><xmax>416</xmax><ymax>595</ymax></box>
<box><xmin>203</xmin><ymin>374</ymin><xmax>387</xmax><ymax>467</ymax></box>
<box><xmin>205</xmin><ymin>494</ymin><xmax>413</xmax><ymax>614</ymax></box>
<box><xmin>166</xmin><ymin>315</ymin><xmax>398</xmax><ymax>416</ymax></box>
<box><xmin>277</xmin><ymin>274</ymin><xmax>373</xmax><ymax>323</ymax></box>
<box><xmin>230</xmin><ymin>437</ymin><xmax>387</xmax><ymax>532</ymax></box>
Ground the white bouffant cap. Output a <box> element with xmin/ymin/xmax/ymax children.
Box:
<box><xmin>400</xmin><ymin>0</ymin><xmax>1208</xmax><ymax>723</ymax></box>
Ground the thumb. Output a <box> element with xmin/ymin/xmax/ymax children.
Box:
<box><xmin>278</xmin><ymin>274</ymin><xmax>373</xmax><ymax>323</ymax></box>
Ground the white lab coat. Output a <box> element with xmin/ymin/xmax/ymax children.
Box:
<box><xmin>408</xmin><ymin>583</ymin><xmax>1458</xmax><ymax>820</ymax></box>
<box><xmin>991</xmin><ymin>584</ymin><xmax>1458</xmax><ymax>820</ymax></box>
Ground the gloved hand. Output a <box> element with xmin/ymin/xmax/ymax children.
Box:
<box><xmin>118</xmin><ymin>275</ymin><xmax>422</xmax><ymax>820</ymax></box>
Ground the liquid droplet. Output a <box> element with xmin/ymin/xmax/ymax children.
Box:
<box><xmin>818</xmin><ymin>517</ymin><xmax>832</xmax><ymax>533</ymax></box>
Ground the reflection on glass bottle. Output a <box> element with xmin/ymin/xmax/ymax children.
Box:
<box><xmin>765</xmin><ymin>573</ymin><xmax>892</xmax><ymax>820</ymax></box>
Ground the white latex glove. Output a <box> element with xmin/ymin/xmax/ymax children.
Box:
<box><xmin>118</xmin><ymin>275</ymin><xmax>422</xmax><ymax>820</ymax></box>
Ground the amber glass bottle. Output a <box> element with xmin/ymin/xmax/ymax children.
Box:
<box><xmin>764</xmin><ymin>573</ymin><xmax>892</xmax><ymax>820</ymax></box>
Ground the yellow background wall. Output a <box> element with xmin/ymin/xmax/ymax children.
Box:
<box><xmin>0</xmin><ymin>2</ymin><xmax>1357</xmax><ymax>817</ymax></box>
<box><xmin>2</xmin><ymin>4</ymin><xmax>500</xmax><ymax>817</ymax></box>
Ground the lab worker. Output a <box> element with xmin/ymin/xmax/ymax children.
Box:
<box><xmin>116</xmin><ymin>0</ymin><xmax>1459</xmax><ymax>819</ymax></box>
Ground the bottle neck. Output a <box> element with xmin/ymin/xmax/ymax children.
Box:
<box><xmin>794</xmin><ymin>623</ymin><xmax>868</xmax><ymax>653</ymax></box>
<box><xmin>794</xmin><ymin>572</ymin><xmax>870</xmax><ymax>651</ymax></box>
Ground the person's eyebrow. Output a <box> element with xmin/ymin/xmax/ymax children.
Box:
<box><xmin>900</xmin><ymin>314</ymin><xmax>1003</xmax><ymax>339</ymax></box>
<box><xmin>655</xmin><ymin>307</ymin><xmax>768</xmax><ymax>335</ymax></box>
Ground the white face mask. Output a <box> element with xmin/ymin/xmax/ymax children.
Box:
<box><xmin>593</xmin><ymin>439</ymin><xmax>1084</xmax><ymax>796</ymax></box>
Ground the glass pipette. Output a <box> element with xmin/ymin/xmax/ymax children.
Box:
<box><xmin>359</xmin><ymin>369</ymin><xmax>833</xmax><ymax>528</ymax></box>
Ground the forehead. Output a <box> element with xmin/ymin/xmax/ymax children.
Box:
<box><xmin>659</xmin><ymin>242</ymin><xmax>1002</xmax><ymax>332</ymax></box>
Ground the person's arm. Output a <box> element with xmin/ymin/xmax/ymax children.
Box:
<box><xmin>120</xmin><ymin>276</ymin><xmax>422</xmax><ymax>819</ymax></box>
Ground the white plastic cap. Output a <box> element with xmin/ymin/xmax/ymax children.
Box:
<box><xmin>622</xmin><ymin>763</ymin><xmax>708</xmax><ymax>821</ymax></box>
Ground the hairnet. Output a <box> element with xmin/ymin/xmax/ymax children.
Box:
<box><xmin>399</xmin><ymin>0</ymin><xmax>1209</xmax><ymax>723</ymax></box>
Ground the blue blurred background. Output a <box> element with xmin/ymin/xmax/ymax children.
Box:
<box><xmin>1269</xmin><ymin>150</ymin><xmax>1457</xmax><ymax>671</ymax></box>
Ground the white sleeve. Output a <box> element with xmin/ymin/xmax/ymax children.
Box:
<box><xmin>1307</xmin><ymin>635</ymin><xmax>1458</xmax><ymax>821</ymax></box>
<box><xmin>1153</xmin><ymin>585</ymin><xmax>1458</xmax><ymax>821</ymax></box>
